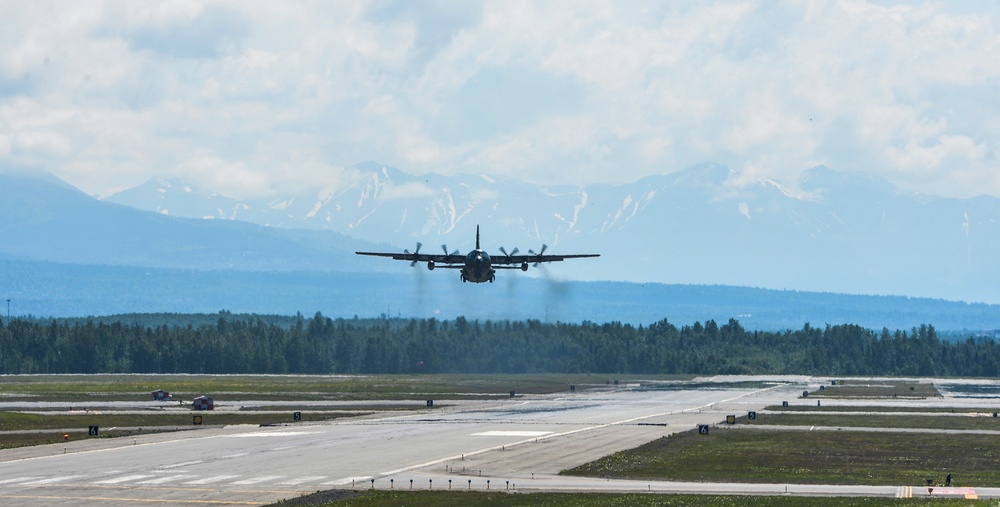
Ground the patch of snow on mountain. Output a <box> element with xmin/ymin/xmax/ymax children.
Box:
<box><xmin>270</xmin><ymin>199</ymin><xmax>294</xmax><ymax>211</ymax></box>
<box><xmin>601</xmin><ymin>194</ymin><xmax>633</xmax><ymax>232</ymax></box>
<box><xmin>306</xmin><ymin>200</ymin><xmax>324</xmax><ymax>219</ymax></box>
<box><xmin>764</xmin><ymin>178</ymin><xmax>819</xmax><ymax>202</ymax></box>
<box><xmin>567</xmin><ymin>191</ymin><xmax>587</xmax><ymax>231</ymax></box>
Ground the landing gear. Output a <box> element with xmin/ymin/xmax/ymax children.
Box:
<box><xmin>460</xmin><ymin>274</ymin><xmax>467</xmax><ymax>283</ymax></box>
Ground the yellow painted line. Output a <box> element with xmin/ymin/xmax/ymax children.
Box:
<box><xmin>0</xmin><ymin>494</ymin><xmax>260</xmax><ymax>505</ymax></box>
<box><xmin>966</xmin><ymin>494</ymin><xmax>979</xmax><ymax>499</ymax></box>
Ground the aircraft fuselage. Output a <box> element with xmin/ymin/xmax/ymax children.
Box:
<box><xmin>461</xmin><ymin>249</ymin><xmax>495</xmax><ymax>283</ymax></box>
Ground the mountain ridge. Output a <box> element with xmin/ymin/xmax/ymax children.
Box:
<box><xmin>4</xmin><ymin>162</ymin><xmax>999</xmax><ymax>305</ymax></box>
<box><xmin>97</xmin><ymin>161</ymin><xmax>1000</xmax><ymax>304</ymax></box>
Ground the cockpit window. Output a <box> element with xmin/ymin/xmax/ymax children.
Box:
<box><xmin>466</xmin><ymin>250</ymin><xmax>490</xmax><ymax>263</ymax></box>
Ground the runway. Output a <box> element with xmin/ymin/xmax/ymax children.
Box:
<box><xmin>1</xmin><ymin>376</ymin><xmax>993</xmax><ymax>505</ymax></box>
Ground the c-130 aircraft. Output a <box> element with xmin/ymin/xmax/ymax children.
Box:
<box><xmin>356</xmin><ymin>225</ymin><xmax>599</xmax><ymax>283</ymax></box>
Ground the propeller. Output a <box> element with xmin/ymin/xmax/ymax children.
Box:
<box><xmin>529</xmin><ymin>244</ymin><xmax>548</xmax><ymax>266</ymax></box>
<box><xmin>499</xmin><ymin>246</ymin><xmax>519</xmax><ymax>263</ymax></box>
<box><xmin>404</xmin><ymin>242</ymin><xmax>422</xmax><ymax>267</ymax></box>
<box><xmin>441</xmin><ymin>245</ymin><xmax>459</xmax><ymax>258</ymax></box>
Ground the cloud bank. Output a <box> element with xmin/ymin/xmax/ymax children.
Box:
<box><xmin>1</xmin><ymin>1</ymin><xmax>997</xmax><ymax>198</ymax></box>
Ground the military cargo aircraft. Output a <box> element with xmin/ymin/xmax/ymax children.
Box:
<box><xmin>356</xmin><ymin>226</ymin><xmax>599</xmax><ymax>283</ymax></box>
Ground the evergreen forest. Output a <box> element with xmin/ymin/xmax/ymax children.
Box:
<box><xmin>0</xmin><ymin>313</ymin><xmax>997</xmax><ymax>377</ymax></box>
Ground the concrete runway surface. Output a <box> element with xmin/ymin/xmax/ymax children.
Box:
<box><xmin>0</xmin><ymin>375</ymin><xmax>996</xmax><ymax>506</ymax></box>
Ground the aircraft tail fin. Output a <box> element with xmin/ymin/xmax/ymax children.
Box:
<box><xmin>476</xmin><ymin>225</ymin><xmax>480</xmax><ymax>250</ymax></box>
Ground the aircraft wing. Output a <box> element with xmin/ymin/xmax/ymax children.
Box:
<box><xmin>355</xmin><ymin>251</ymin><xmax>465</xmax><ymax>264</ymax></box>
<box><xmin>492</xmin><ymin>253</ymin><xmax>600</xmax><ymax>265</ymax></box>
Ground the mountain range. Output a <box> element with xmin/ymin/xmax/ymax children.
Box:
<box><xmin>3</xmin><ymin>163</ymin><xmax>1000</xmax><ymax>332</ymax></box>
<box><xmin>105</xmin><ymin>161</ymin><xmax>1000</xmax><ymax>304</ymax></box>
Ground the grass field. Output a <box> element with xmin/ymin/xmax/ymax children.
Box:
<box><xmin>810</xmin><ymin>380</ymin><xmax>941</xmax><ymax>398</ymax></box>
<box><xmin>744</xmin><ymin>412</ymin><xmax>1000</xmax><ymax>430</ymax></box>
<box><xmin>263</xmin><ymin>490</ymin><xmax>993</xmax><ymax>507</ymax></box>
<box><xmin>0</xmin><ymin>410</ymin><xmax>364</xmax><ymax>450</ymax></box>
<box><xmin>563</xmin><ymin>427</ymin><xmax>1000</xmax><ymax>486</ymax></box>
<box><xmin>0</xmin><ymin>373</ymin><xmax>680</xmax><ymax>401</ymax></box>
<box><xmin>769</xmin><ymin>405</ymin><xmax>991</xmax><ymax>413</ymax></box>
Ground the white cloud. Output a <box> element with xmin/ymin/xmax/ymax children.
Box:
<box><xmin>0</xmin><ymin>0</ymin><xmax>998</xmax><ymax>198</ymax></box>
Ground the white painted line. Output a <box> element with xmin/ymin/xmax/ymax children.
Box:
<box><xmin>232</xmin><ymin>475</ymin><xmax>284</xmax><ymax>485</ymax></box>
<box><xmin>0</xmin><ymin>477</ymin><xmax>42</xmax><ymax>485</ymax></box>
<box><xmin>183</xmin><ymin>475</ymin><xmax>239</xmax><ymax>485</ymax></box>
<box><xmin>222</xmin><ymin>431</ymin><xmax>320</xmax><ymax>438</ymax></box>
<box><xmin>473</xmin><ymin>430</ymin><xmax>553</xmax><ymax>437</ymax></box>
<box><xmin>160</xmin><ymin>460</ymin><xmax>204</xmax><ymax>469</ymax></box>
<box><xmin>23</xmin><ymin>475</ymin><xmax>86</xmax><ymax>485</ymax></box>
<box><xmin>279</xmin><ymin>476</ymin><xmax>327</xmax><ymax>485</ymax></box>
<box><xmin>93</xmin><ymin>474</ymin><xmax>153</xmax><ymax>484</ymax></box>
<box><xmin>137</xmin><ymin>475</ymin><xmax>195</xmax><ymax>485</ymax></box>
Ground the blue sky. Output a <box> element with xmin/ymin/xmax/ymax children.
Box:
<box><xmin>1</xmin><ymin>1</ymin><xmax>998</xmax><ymax>199</ymax></box>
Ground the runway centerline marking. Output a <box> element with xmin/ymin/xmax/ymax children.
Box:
<box><xmin>183</xmin><ymin>475</ymin><xmax>239</xmax><ymax>485</ymax></box>
<box><xmin>473</xmin><ymin>430</ymin><xmax>552</xmax><ymax>437</ymax></box>
<box><xmin>93</xmin><ymin>474</ymin><xmax>152</xmax><ymax>484</ymax></box>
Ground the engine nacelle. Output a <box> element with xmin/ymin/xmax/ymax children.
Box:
<box><xmin>427</xmin><ymin>260</ymin><xmax>435</xmax><ymax>271</ymax></box>
<box><xmin>520</xmin><ymin>262</ymin><xmax>529</xmax><ymax>271</ymax></box>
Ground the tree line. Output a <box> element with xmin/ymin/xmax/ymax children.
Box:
<box><xmin>0</xmin><ymin>313</ymin><xmax>997</xmax><ymax>376</ymax></box>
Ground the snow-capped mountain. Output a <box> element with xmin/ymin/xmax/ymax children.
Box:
<box><xmin>102</xmin><ymin>162</ymin><xmax>1000</xmax><ymax>304</ymax></box>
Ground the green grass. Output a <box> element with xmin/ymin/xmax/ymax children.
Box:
<box><xmin>768</xmin><ymin>405</ymin><xmax>991</xmax><ymax>414</ymax></box>
<box><xmin>811</xmin><ymin>381</ymin><xmax>941</xmax><ymax>399</ymax></box>
<box><xmin>264</xmin><ymin>490</ymin><xmax>992</xmax><ymax>507</ymax></box>
<box><xmin>563</xmin><ymin>428</ymin><xmax>1000</xmax><ymax>486</ymax></box>
<box><xmin>0</xmin><ymin>411</ymin><xmax>361</xmax><ymax>450</ymax></box>
<box><xmin>742</xmin><ymin>412</ymin><xmax>1000</xmax><ymax>430</ymax></box>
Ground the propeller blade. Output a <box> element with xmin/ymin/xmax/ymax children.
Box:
<box><xmin>408</xmin><ymin>242</ymin><xmax>422</xmax><ymax>267</ymax></box>
<box><xmin>529</xmin><ymin>244</ymin><xmax>548</xmax><ymax>266</ymax></box>
<box><xmin>499</xmin><ymin>246</ymin><xmax>520</xmax><ymax>263</ymax></box>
